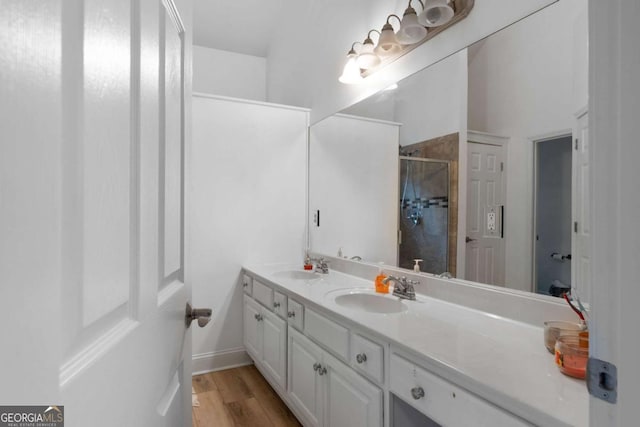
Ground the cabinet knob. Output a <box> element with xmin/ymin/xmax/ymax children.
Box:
<box><xmin>273</xmin><ymin>301</ymin><xmax>281</xmax><ymax>308</ymax></box>
<box><xmin>318</xmin><ymin>366</ymin><xmax>327</xmax><ymax>376</ymax></box>
<box><xmin>287</xmin><ymin>311</ymin><xmax>296</xmax><ymax>318</ymax></box>
<box><xmin>254</xmin><ymin>313</ymin><xmax>263</xmax><ymax>322</ymax></box>
<box><xmin>313</xmin><ymin>363</ymin><xmax>321</xmax><ymax>372</ymax></box>
<box><xmin>411</xmin><ymin>387</ymin><xmax>425</xmax><ymax>400</ymax></box>
<box><xmin>356</xmin><ymin>353</ymin><xmax>367</xmax><ymax>364</ymax></box>
<box><xmin>243</xmin><ymin>282</ymin><xmax>248</xmax><ymax>288</ymax></box>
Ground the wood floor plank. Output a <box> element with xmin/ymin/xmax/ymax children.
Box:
<box><xmin>193</xmin><ymin>372</ymin><xmax>218</xmax><ymax>394</ymax></box>
<box><xmin>226</xmin><ymin>397</ymin><xmax>275</xmax><ymax>427</ymax></box>
<box><xmin>210</xmin><ymin>369</ymin><xmax>254</xmax><ymax>403</ymax></box>
<box><xmin>236</xmin><ymin>366</ymin><xmax>302</xmax><ymax>427</ymax></box>
<box><xmin>193</xmin><ymin>389</ymin><xmax>235</xmax><ymax>427</ymax></box>
<box><xmin>191</xmin><ymin>408</ymin><xmax>199</xmax><ymax>427</ymax></box>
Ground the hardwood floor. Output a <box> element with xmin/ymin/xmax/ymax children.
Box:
<box><xmin>192</xmin><ymin>365</ymin><xmax>302</xmax><ymax>427</ymax></box>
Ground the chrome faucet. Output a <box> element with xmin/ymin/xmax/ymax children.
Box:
<box><xmin>311</xmin><ymin>257</ymin><xmax>329</xmax><ymax>274</ymax></box>
<box><xmin>383</xmin><ymin>275</ymin><xmax>418</xmax><ymax>301</ymax></box>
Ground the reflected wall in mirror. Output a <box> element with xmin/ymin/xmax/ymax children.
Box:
<box><xmin>309</xmin><ymin>0</ymin><xmax>589</xmax><ymax>302</ymax></box>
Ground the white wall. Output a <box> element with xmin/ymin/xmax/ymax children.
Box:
<box><xmin>190</xmin><ymin>94</ymin><xmax>308</xmax><ymax>372</ymax></box>
<box><xmin>309</xmin><ymin>114</ymin><xmax>400</xmax><ymax>265</ymax></box>
<box><xmin>467</xmin><ymin>0</ymin><xmax>588</xmax><ymax>291</ymax></box>
<box><xmin>395</xmin><ymin>51</ymin><xmax>468</xmax><ymax>147</ymax></box>
<box><xmin>193</xmin><ymin>45</ymin><xmax>266</xmax><ymax>101</ymax></box>
<box><xmin>266</xmin><ymin>0</ymin><xmax>556</xmax><ymax>123</ymax></box>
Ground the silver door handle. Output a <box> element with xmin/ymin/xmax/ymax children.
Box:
<box><xmin>185</xmin><ymin>303</ymin><xmax>212</xmax><ymax>328</ymax></box>
<box><xmin>465</xmin><ymin>236</ymin><xmax>476</xmax><ymax>243</ymax></box>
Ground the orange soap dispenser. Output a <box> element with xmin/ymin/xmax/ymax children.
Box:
<box><xmin>375</xmin><ymin>263</ymin><xmax>388</xmax><ymax>294</ymax></box>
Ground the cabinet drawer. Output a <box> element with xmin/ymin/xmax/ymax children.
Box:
<box><xmin>287</xmin><ymin>298</ymin><xmax>304</xmax><ymax>331</ymax></box>
<box><xmin>253</xmin><ymin>279</ymin><xmax>273</xmax><ymax>308</ymax></box>
<box><xmin>273</xmin><ymin>291</ymin><xmax>288</xmax><ymax>318</ymax></box>
<box><xmin>242</xmin><ymin>274</ymin><xmax>253</xmax><ymax>296</ymax></box>
<box><xmin>390</xmin><ymin>353</ymin><xmax>530</xmax><ymax>427</ymax></box>
<box><xmin>305</xmin><ymin>308</ymin><xmax>349</xmax><ymax>361</ymax></box>
<box><xmin>351</xmin><ymin>333</ymin><xmax>384</xmax><ymax>384</ymax></box>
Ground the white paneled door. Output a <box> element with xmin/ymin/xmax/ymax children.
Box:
<box><xmin>572</xmin><ymin>111</ymin><xmax>591</xmax><ymax>304</ymax></box>
<box><xmin>0</xmin><ymin>1</ymin><xmax>193</xmax><ymax>426</ymax></box>
<box><xmin>465</xmin><ymin>141</ymin><xmax>506</xmax><ymax>286</ymax></box>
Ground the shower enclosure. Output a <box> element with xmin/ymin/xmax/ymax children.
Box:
<box><xmin>398</xmin><ymin>156</ymin><xmax>450</xmax><ymax>273</ymax></box>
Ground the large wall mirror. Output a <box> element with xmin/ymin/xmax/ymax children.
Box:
<box><xmin>309</xmin><ymin>0</ymin><xmax>589</xmax><ymax>302</ymax></box>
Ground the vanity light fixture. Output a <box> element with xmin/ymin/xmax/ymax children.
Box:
<box><xmin>356</xmin><ymin>30</ymin><xmax>382</xmax><ymax>70</ymax></box>
<box><xmin>418</xmin><ymin>0</ymin><xmax>455</xmax><ymax>27</ymax></box>
<box><xmin>338</xmin><ymin>43</ymin><xmax>364</xmax><ymax>84</ymax></box>
<box><xmin>338</xmin><ymin>0</ymin><xmax>474</xmax><ymax>84</ymax></box>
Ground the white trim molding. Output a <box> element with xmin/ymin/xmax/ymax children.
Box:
<box><xmin>192</xmin><ymin>347</ymin><xmax>253</xmax><ymax>376</ymax></box>
<box><xmin>589</xmin><ymin>0</ymin><xmax>640</xmax><ymax>425</ymax></box>
<box><xmin>467</xmin><ymin>130</ymin><xmax>509</xmax><ymax>146</ymax></box>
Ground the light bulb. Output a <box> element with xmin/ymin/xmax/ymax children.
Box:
<box><xmin>418</xmin><ymin>0</ymin><xmax>454</xmax><ymax>27</ymax></box>
<box><xmin>397</xmin><ymin>5</ymin><xmax>427</xmax><ymax>45</ymax></box>
<box><xmin>356</xmin><ymin>38</ymin><xmax>381</xmax><ymax>70</ymax></box>
<box><xmin>339</xmin><ymin>53</ymin><xmax>363</xmax><ymax>84</ymax></box>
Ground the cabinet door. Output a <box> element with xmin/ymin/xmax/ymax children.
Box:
<box><xmin>243</xmin><ymin>295</ymin><xmax>262</xmax><ymax>359</ymax></box>
<box><xmin>261</xmin><ymin>309</ymin><xmax>287</xmax><ymax>389</ymax></box>
<box><xmin>323</xmin><ymin>351</ymin><xmax>383</xmax><ymax>427</ymax></box>
<box><xmin>288</xmin><ymin>327</ymin><xmax>323</xmax><ymax>427</ymax></box>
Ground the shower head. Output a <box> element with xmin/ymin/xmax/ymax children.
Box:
<box><xmin>399</xmin><ymin>147</ymin><xmax>420</xmax><ymax>157</ymax></box>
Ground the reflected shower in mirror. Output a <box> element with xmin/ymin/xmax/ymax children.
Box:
<box><xmin>308</xmin><ymin>0</ymin><xmax>589</xmax><ymax>302</ymax></box>
<box><xmin>398</xmin><ymin>155</ymin><xmax>449</xmax><ymax>273</ymax></box>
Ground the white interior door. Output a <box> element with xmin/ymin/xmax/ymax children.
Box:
<box><xmin>572</xmin><ymin>111</ymin><xmax>590</xmax><ymax>303</ymax></box>
<box><xmin>0</xmin><ymin>1</ymin><xmax>194</xmax><ymax>426</ymax></box>
<box><xmin>465</xmin><ymin>141</ymin><xmax>506</xmax><ymax>285</ymax></box>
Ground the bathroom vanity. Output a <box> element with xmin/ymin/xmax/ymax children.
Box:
<box><xmin>241</xmin><ymin>261</ymin><xmax>587</xmax><ymax>427</ymax></box>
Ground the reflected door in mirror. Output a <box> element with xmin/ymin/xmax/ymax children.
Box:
<box><xmin>465</xmin><ymin>141</ymin><xmax>505</xmax><ymax>285</ymax></box>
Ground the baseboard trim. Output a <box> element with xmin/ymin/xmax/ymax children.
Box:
<box><xmin>192</xmin><ymin>347</ymin><xmax>252</xmax><ymax>376</ymax></box>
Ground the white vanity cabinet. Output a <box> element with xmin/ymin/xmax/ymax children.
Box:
<box><xmin>288</xmin><ymin>327</ymin><xmax>383</xmax><ymax>427</ymax></box>
<box><xmin>243</xmin><ymin>294</ymin><xmax>287</xmax><ymax>389</ymax></box>
<box><xmin>390</xmin><ymin>352</ymin><xmax>531</xmax><ymax>427</ymax></box>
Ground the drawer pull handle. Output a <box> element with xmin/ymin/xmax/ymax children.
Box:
<box><xmin>318</xmin><ymin>366</ymin><xmax>327</xmax><ymax>376</ymax></box>
<box><xmin>287</xmin><ymin>311</ymin><xmax>296</xmax><ymax>318</ymax></box>
<box><xmin>273</xmin><ymin>302</ymin><xmax>281</xmax><ymax>308</ymax></box>
<box><xmin>411</xmin><ymin>387</ymin><xmax>425</xmax><ymax>400</ymax></box>
<box><xmin>243</xmin><ymin>283</ymin><xmax>248</xmax><ymax>288</ymax></box>
<box><xmin>313</xmin><ymin>363</ymin><xmax>321</xmax><ymax>372</ymax></box>
<box><xmin>254</xmin><ymin>314</ymin><xmax>263</xmax><ymax>322</ymax></box>
<box><xmin>356</xmin><ymin>353</ymin><xmax>367</xmax><ymax>364</ymax></box>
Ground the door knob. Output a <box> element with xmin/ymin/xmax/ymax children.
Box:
<box><xmin>465</xmin><ymin>236</ymin><xmax>477</xmax><ymax>243</ymax></box>
<box><xmin>411</xmin><ymin>386</ymin><xmax>425</xmax><ymax>400</ymax></box>
<box><xmin>185</xmin><ymin>302</ymin><xmax>212</xmax><ymax>327</ymax></box>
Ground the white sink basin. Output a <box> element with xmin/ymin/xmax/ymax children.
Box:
<box><xmin>272</xmin><ymin>270</ymin><xmax>321</xmax><ymax>281</ymax></box>
<box><xmin>329</xmin><ymin>289</ymin><xmax>408</xmax><ymax>314</ymax></box>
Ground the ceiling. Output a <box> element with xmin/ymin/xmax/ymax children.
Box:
<box><xmin>193</xmin><ymin>0</ymin><xmax>286</xmax><ymax>57</ymax></box>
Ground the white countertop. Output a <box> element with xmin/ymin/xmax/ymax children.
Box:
<box><xmin>244</xmin><ymin>263</ymin><xmax>588</xmax><ymax>427</ymax></box>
